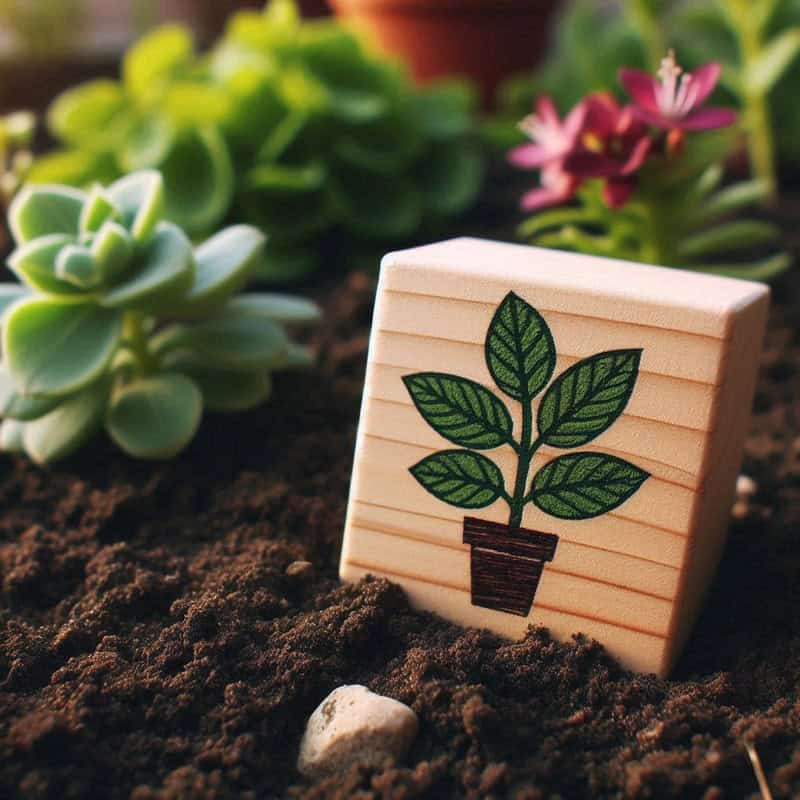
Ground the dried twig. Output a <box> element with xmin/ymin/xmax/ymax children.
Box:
<box><xmin>745</xmin><ymin>740</ymin><xmax>774</xmax><ymax>800</ymax></box>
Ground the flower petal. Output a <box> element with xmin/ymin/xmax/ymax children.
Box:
<box><xmin>620</xmin><ymin>135</ymin><xmax>652</xmax><ymax>175</ymax></box>
<box><xmin>564</xmin><ymin>150</ymin><xmax>620</xmax><ymax>178</ymax></box>
<box><xmin>583</xmin><ymin>93</ymin><xmax>620</xmax><ymax>137</ymax></box>
<box><xmin>536</xmin><ymin>95</ymin><xmax>560</xmax><ymax>128</ymax></box>
<box><xmin>520</xmin><ymin>168</ymin><xmax>579</xmax><ymax>210</ymax></box>
<box><xmin>520</xmin><ymin>186</ymin><xmax>565</xmax><ymax>211</ymax></box>
<box><xmin>603</xmin><ymin>178</ymin><xmax>634</xmax><ymax>208</ymax></box>
<box><xmin>563</xmin><ymin>100</ymin><xmax>590</xmax><ymax>141</ymax></box>
<box><xmin>680</xmin><ymin>106</ymin><xmax>737</xmax><ymax>131</ymax></box>
<box><xmin>688</xmin><ymin>62</ymin><xmax>722</xmax><ymax>108</ymax></box>
<box><xmin>619</xmin><ymin>68</ymin><xmax>660</xmax><ymax>114</ymax></box>
<box><xmin>508</xmin><ymin>143</ymin><xmax>549</xmax><ymax>169</ymax></box>
<box><xmin>629</xmin><ymin>106</ymin><xmax>673</xmax><ymax>130</ymax></box>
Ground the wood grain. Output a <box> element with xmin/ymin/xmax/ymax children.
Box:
<box><xmin>340</xmin><ymin>238</ymin><xmax>769</xmax><ymax>677</ymax></box>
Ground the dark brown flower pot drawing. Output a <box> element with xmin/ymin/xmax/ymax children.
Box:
<box><xmin>462</xmin><ymin>517</ymin><xmax>558</xmax><ymax>616</ymax></box>
<box><xmin>403</xmin><ymin>292</ymin><xmax>650</xmax><ymax>617</ymax></box>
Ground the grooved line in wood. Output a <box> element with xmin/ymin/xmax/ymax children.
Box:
<box><xmin>363</xmin><ymin>431</ymin><xmax>701</xmax><ymax>510</ymax></box>
<box><xmin>371</xmin><ymin>360</ymin><xmax>719</xmax><ymax>435</ymax></box>
<box><xmin>372</xmin><ymin>389</ymin><xmax>713</xmax><ymax>436</ymax></box>
<box><xmin>383</xmin><ymin>287</ymin><xmax>731</xmax><ymax>344</ymax></box>
<box><xmin>353</xmin><ymin>499</ymin><xmax>686</xmax><ymax>568</ymax></box>
<box><xmin>377</xmin><ymin>328</ymin><xmax>724</xmax><ymax>389</ymax></box>
<box><xmin>344</xmin><ymin>558</ymin><xmax>669</xmax><ymax>640</ymax></box>
<box><xmin>349</xmin><ymin>518</ymin><xmax>677</xmax><ymax>601</ymax></box>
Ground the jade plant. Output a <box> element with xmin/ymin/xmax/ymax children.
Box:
<box><xmin>29</xmin><ymin>0</ymin><xmax>484</xmax><ymax>280</ymax></box>
<box><xmin>510</xmin><ymin>53</ymin><xmax>790</xmax><ymax>280</ymax></box>
<box><xmin>0</xmin><ymin>170</ymin><xmax>319</xmax><ymax>464</ymax></box>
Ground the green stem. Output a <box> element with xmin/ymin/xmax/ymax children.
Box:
<box><xmin>727</xmin><ymin>0</ymin><xmax>778</xmax><ymax>201</ymax></box>
<box><xmin>626</xmin><ymin>0</ymin><xmax>667</xmax><ymax>71</ymax></box>
<box><xmin>122</xmin><ymin>311</ymin><xmax>157</xmax><ymax>376</ymax></box>
<box><xmin>508</xmin><ymin>400</ymin><xmax>544</xmax><ymax>529</ymax></box>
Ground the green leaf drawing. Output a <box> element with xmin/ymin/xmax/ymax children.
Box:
<box><xmin>405</xmin><ymin>292</ymin><xmax>649</xmax><ymax>534</ymax></box>
<box><xmin>410</xmin><ymin>449</ymin><xmax>506</xmax><ymax>509</ymax></box>
<box><xmin>403</xmin><ymin>372</ymin><xmax>513</xmax><ymax>450</ymax></box>
<box><xmin>530</xmin><ymin>452</ymin><xmax>650</xmax><ymax>520</ymax></box>
<box><xmin>485</xmin><ymin>291</ymin><xmax>556</xmax><ymax>402</ymax></box>
<box><xmin>537</xmin><ymin>349</ymin><xmax>642</xmax><ymax>448</ymax></box>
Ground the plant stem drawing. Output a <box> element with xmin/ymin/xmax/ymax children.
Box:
<box><xmin>402</xmin><ymin>291</ymin><xmax>651</xmax><ymax>615</ymax></box>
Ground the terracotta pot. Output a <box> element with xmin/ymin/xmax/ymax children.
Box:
<box><xmin>463</xmin><ymin>517</ymin><xmax>558</xmax><ymax>616</ymax></box>
<box><xmin>329</xmin><ymin>0</ymin><xmax>559</xmax><ymax>107</ymax></box>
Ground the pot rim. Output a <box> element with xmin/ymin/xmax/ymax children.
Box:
<box><xmin>462</xmin><ymin>516</ymin><xmax>559</xmax><ymax>561</ymax></box>
<box><xmin>331</xmin><ymin>0</ymin><xmax>556</xmax><ymax>14</ymax></box>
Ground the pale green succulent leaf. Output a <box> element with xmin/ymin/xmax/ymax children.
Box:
<box><xmin>106</xmin><ymin>372</ymin><xmax>202</xmax><ymax>459</ymax></box>
<box><xmin>55</xmin><ymin>244</ymin><xmax>99</xmax><ymax>289</ymax></box>
<box><xmin>79</xmin><ymin>184</ymin><xmax>122</xmax><ymax>235</ymax></box>
<box><xmin>7</xmin><ymin>234</ymin><xmax>86</xmax><ymax>296</ymax></box>
<box><xmin>8</xmin><ymin>185</ymin><xmax>86</xmax><ymax>244</ymax></box>
<box><xmin>0</xmin><ymin>418</ymin><xmax>25</xmax><ymax>453</ymax></box>
<box><xmin>173</xmin><ymin>225</ymin><xmax>266</xmax><ymax>318</ymax></box>
<box><xmin>223</xmin><ymin>292</ymin><xmax>321</xmax><ymax>324</ymax></box>
<box><xmin>91</xmin><ymin>220</ymin><xmax>135</xmax><ymax>285</ymax></box>
<box><xmin>172</xmin><ymin>313</ymin><xmax>289</xmax><ymax>372</ymax></box>
<box><xmin>23</xmin><ymin>377</ymin><xmax>111</xmax><ymax>464</ymax></box>
<box><xmin>0</xmin><ymin>365</ymin><xmax>61</xmax><ymax>421</ymax></box>
<box><xmin>166</xmin><ymin>352</ymin><xmax>272</xmax><ymax>412</ymax></box>
<box><xmin>100</xmin><ymin>221</ymin><xmax>193</xmax><ymax>312</ymax></box>
<box><xmin>107</xmin><ymin>169</ymin><xmax>165</xmax><ymax>243</ymax></box>
<box><xmin>4</xmin><ymin>299</ymin><xmax>123</xmax><ymax>396</ymax></box>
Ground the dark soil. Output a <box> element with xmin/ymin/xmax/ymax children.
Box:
<box><xmin>1</xmin><ymin>265</ymin><xmax>800</xmax><ymax>800</ymax></box>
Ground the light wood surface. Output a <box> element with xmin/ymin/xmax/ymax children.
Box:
<box><xmin>340</xmin><ymin>238</ymin><xmax>769</xmax><ymax>677</ymax></box>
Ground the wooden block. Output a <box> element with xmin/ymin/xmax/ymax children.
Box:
<box><xmin>340</xmin><ymin>237</ymin><xmax>769</xmax><ymax>676</ymax></box>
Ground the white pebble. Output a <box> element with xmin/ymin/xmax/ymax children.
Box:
<box><xmin>736</xmin><ymin>474</ymin><xmax>758</xmax><ymax>500</ymax></box>
<box><xmin>297</xmin><ymin>685</ymin><xmax>418</xmax><ymax>777</ymax></box>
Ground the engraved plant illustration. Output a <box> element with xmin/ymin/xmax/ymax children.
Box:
<box><xmin>403</xmin><ymin>291</ymin><xmax>651</xmax><ymax>529</ymax></box>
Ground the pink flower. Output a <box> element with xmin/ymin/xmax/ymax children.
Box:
<box><xmin>620</xmin><ymin>50</ymin><xmax>737</xmax><ymax>131</ymax></box>
<box><xmin>508</xmin><ymin>96</ymin><xmax>587</xmax><ymax>170</ymax></box>
<box><xmin>564</xmin><ymin>93</ymin><xmax>652</xmax><ymax>208</ymax></box>
<box><xmin>519</xmin><ymin>163</ymin><xmax>581</xmax><ymax>211</ymax></box>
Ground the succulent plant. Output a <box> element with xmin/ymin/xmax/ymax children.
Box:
<box><xmin>0</xmin><ymin>170</ymin><xmax>320</xmax><ymax>464</ymax></box>
<box><xmin>29</xmin><ymin>0</ymin><xmax>485</xmax><ymax>281</ymax></box>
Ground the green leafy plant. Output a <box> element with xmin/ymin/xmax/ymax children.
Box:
<box><xmin>0</xmin><ymin>169</ymin><xmax>319</xmax><ymax>464</ymax></box>
<box><xmin>29</xmin><ymin>0</ymin><xmax>484</xmax><ymax>281</ymax></box>
<box><xmin>0</xmin><ymin>111</ymin><xmax>34</xmax><ymax>207</ymax></box>
<box><xmin>523</xmin><ymin>157</ymin><xmax>790</xmax><ymax>280</ymax></box>
<box><xmin>403</xmin><ymin>292</ymin><xmax>650</xmax><ymax>526</ymax></box>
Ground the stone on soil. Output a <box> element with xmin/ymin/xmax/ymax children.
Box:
<box><xmin>297</xmin><ymin>685</ymin><xmax>418</xmax><ymax>777</ymax></box>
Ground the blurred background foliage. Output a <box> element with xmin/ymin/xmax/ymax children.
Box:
<box><xmin>10</xmin><ymin>1</ymin><xmax>483</xmax><ymax>280</ymax></box>
<box><xmin>0</xmin><ymin>0</ymin><xmax>797</xmax><ymax>281</ymax></box>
